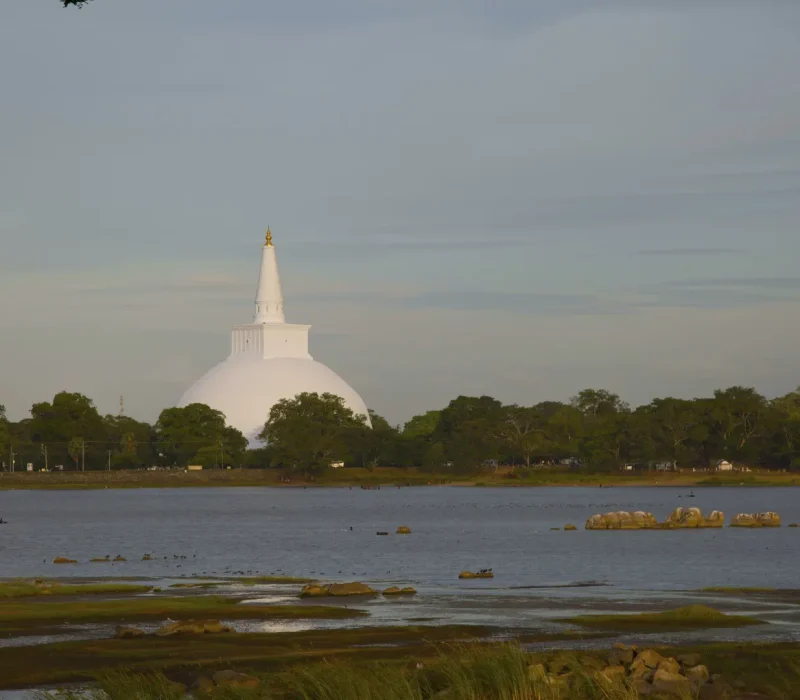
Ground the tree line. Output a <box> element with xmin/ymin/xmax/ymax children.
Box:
<box><xmin>2</xmin><ymin>386</ymin><xmax>800</xmax><ymax>475</ymax></box>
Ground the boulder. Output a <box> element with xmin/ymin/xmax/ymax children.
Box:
<box><xmin>326</xmin><ymin>582</ymin><xmax>378</xmax><ymax>596</ymax></box>
<box><xmin>756</xmin><ymin>512</ymin><xmax>781</xmax><ymax>527</ymax></box>
<box><xmin>629</xmin><ymin>665</ymin><xmax>655</xmax><ymax>683</ymax></box>
<box><xmin>677</xmin><ymin>653</ymin><xmax>701</xmax><ymax>668</ymax></box>
<box><xmin>458</xmin><ymin>571</ymin><xmax>494</xmax><ymax>579</ymax></box>
<box><xmin>632</xmin><ymin>511</ymin><xmax>658</xmax><ymax>528</ymax></box>
<box><xmin>383</xmin><ymin>586</ymin><xmax>416</xmax><ymax>595</ymax></box>
<box><xmin>299</xmin><ymin>584</ymin><xmax>328</xmax><ymax>598</ymax></box>
<box><xmin>115</xmin><ymin>625</ymin><xmax>145</xmax><ymax>639</ymax></box>
<box><xmin>658</xmin><ymin>658</ymin><xmax>681</xmax><ymax>676</ymax></box>
<box><xmin>564</xmin><ymin>524</ymin><xmax>577</xmax><ymax>531</ymax></box>
<box><xmin>113</xmin><ymin>556</ymin><xmax>127</xmax><ymax>562</ymax></box>
<box><xmin>53</xmin><ymin>557</ymin><xmax>77</xmax><ymax>564</ymax></box>
<box><xmin>142</xmin><ymin>554</ymin><xmax>153</xmax><ymax>561</ymax></box>
<box><xmin>212</xmin><ymin>671</ymin><xmax>259</xmax><ymax>689</ymax></box>
<box><xmin>685</xmin><ymin>665</ymin><xmax>710</xmax><ymax>684</ymax></box>
<box><xmin>90</xmin><ymin>557</ymin><xmax>110</xmax><ymax>563</ymax></box>
<box><xmin>632</xmin><ymin>680</ymin><xmax>654</xmax><ymax>696</ymax></box>
<box><xmin>731</xmin><ymin>513</ymin><xmax>759</xmax><ymax>528</ymax></box>
<box><xmin>652</xmin><ymin>669</ymin><xmax>692</xmax><ymax>696</ymax></box>
<box><xmin>789</xmin><ymin>523</ymin><xmax>799</xmax><ymax>528</ymax></box>
<box><xmin>667</xmin><ymin>507</ymin><xmax>704</xmax><ymax>528</ymax></box>
<box><xmin>585</xmin><ymin>514</ymin><xmax>608</xmax><ymax>530</ymax></box>
<box><xmin>396</xmin><ymin>526</ymin><xmax>412</xmax><ymax>534</ymax></box>
<box><xmin>704</xmin><ymin>511</ymin><xmax>725</xmax><ymax>528</ymax></box>
<box><xmin>608</xmin><ymin>647</ymin><xmax>634</xmax><ymax>665</ymax></box>
<box><xmin>631</xmin><ymin>649</ymin><xmax>664</xmax><ymax>671</ymax></box>
<box><xmin>203</xmin><ymin>620</ymin><xmax>234</xmax><ymax>634</ymax></box>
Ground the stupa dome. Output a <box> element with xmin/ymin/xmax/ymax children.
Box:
<box><xmin>177</xmin><ymin>228</ymin><xmax>370</xmax><ymax>445</ymax></box>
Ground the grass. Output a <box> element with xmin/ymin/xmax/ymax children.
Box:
<box><xmin>0</xmin><ymin>595</ymin><xmax>365</xmax><ymax>634</ymax></box>
<box><xmin>0</xmin><ymin>580</ymin><xmax>152</xmax><ymax>599</ymax></box>
<box><xmin>2</xmin><ymin>466</ymin><xmax>798</xmax><ymax>491</ymax></box>
<box><xmin>563</xmin><ymin>604</ymin><xmax>765</xmax><ymax>630</ymax></box>
<box><xmin>0</xmin><ymin>625</ymin><xmax>495</xmax><ymax>689</ymax></box>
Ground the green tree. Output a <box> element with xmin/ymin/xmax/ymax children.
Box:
<box><xmin>640</xmin><ymin>398</ymin><xmax>697</xmax><ymax>465</ymax></box>
<box><xmin>349</xmin><ymin>410</ymin><xmax>399</xmax><ymax>469</ymax></box>
<box><xmin>30</xmin><ymin>392</ymin><xmax>105</xmax><ymax>470</ymax></box>
<box><xmin>765</xmin><ymin>388</ymin><xmax>800</xmax><ymax>468</ymax></box>
<box><xmin>259</xmin><ymin>392</ymin><xmax>367</xmax><ymax>476</ymax></box>
<box><xmin>403</xmin><ymin>411</ymin><xmax>441</xmax><ymax>439</ymax></box>
<box><xmin>498</xmin><ymin>405</ymin><xmax>548</xmax><ymax>468</ymax></box>
<box><xmin>434</xmin><ymin>395</ymin><xmax>505</xmax><ymax>471</ymax></box>
<box><xmin>570</xmin><ymin>389</ymin><xmax>629</xmax><ymax>417</ymax></box>
<box><xmin>67</xmin><ymin>437</ymin><xmax>85</xmax><ymax>471</ymax></box>
<box><xmin>711</xmin><ymin>387</ymin><xmax>768</xmax><ymax>463</ymax></box>
<box><xmin>155</xmin><ymin>403</ymin><xmax>245</xmax><ymax>467</ymax></box>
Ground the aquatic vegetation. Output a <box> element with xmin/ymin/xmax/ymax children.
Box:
<box><xmin>0</xmin><ymin>595</ymin><xmax>365</xmax><ymax>633</ymax></box>
<box><xmin>0</xmin><ymin>580</ymin><xmax>151</xmax><ymax>599</ymax></box>
<box><xmin>564</xmin><ymin>604</ymin><xmax>764</xmax><ymax>630</ymax></box>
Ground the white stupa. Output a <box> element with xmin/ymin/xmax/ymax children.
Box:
<box><xmin>177</xmin><ymin>228</ymin><xmax>370</xmax><ymax>445</ymax></box>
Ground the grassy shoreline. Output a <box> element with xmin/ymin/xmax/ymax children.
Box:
<box><xmin>1</xmin><ymin>466</ymin><xmax>797</xmax><ymax>491</ymax></box>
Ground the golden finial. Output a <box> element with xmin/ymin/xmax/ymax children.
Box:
<box><xmin>265</xmin><ymin>226</ymin><xmax>273</xmax><ymax>246</ymax></box>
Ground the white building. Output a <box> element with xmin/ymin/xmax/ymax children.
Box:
<box><xmin>177</xmin><ymin>228</ymin><xmax>370</xmax><ymax>445</ymax></box>
<box><xmin>716</xmin><ymin>460</ymin><xmax>734</xmax><ymax>471</ymax></box>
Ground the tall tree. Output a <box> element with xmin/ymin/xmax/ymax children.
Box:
<box><xmin>498</xmin><ymin>405</ymin><xmax>548</xmax><ymax>468</ymax></box>
<box><xmin>259</xmin><ymin>392</ymin><xmax>366</xmax><ymax>476</ymax></box>
<box><xmin>349</xmin><ymin>410</ymin><xmax>399</xmax><ymax>470</ymax></box>
<box><xmin>570</xmin><ymin>389</ymin><xmax>629</xmax><ymax>417</ymax></box>
<box><xmin>155</xmin><ymin>403</ymin><xmax>245</xmax><ymax>467</ymax></box>
<box><xmin>434</xmin><ymin>395</ymin><xmax>505</xmax><ymax>471</ymax></box>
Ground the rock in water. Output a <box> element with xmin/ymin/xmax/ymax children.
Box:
<box><xmin>756</xmin><ymin>512</ymin><xmax>781</xmax><ymax>527</ymax></box>
<box><xmin>53</xmin><ymin>557</ymin><xmax>78</xmax><ymax>564</ymax></box>
<box><xmin>458</xmin><ymin>571</ymin><xmax>494</xmax><ymax>579</ymax></box>
<box><xmin>300</xmin><ymin>582</ymin><xmax>378</xmax><ymax>597</ymax></box>
<box><xmin>564</xmin><ymin>524</ymin><xmax>577</xmax><ymax>531</ymax></box>
<box><xmin>396</xmin><ymin>526</ymin><xmax>412</xmax><ymax>534</ymax></box>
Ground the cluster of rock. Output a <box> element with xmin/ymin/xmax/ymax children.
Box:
<box><xmin>586</xmin><ymin>508</ymin><xmax>725</xmax><ymax>530</ymax></box>
<box><xmin>383</xmin><ymin>586</ymin><xmax>417</xmax><ymax>595</ymax></box>
<box><xmin>115</xmin><ymin>619</ymin><xmax>233</xmax><ymax>639</ymax></box>
<box><xmin>299</xmin><ymin>582</ymin><xmax>378</xmax><ymax>597</ymax></box>
<box><xmin>730</xmin><ymin>512</ymin><xmax>781</xmax><ymax>527</ymax></box>
<box><xmin>530</xmin><ymin>645</ymin><xmax>721</xmax><ymax>697</ymax></box>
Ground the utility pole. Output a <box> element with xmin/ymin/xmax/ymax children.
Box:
<box><xmin>41</xmin><ymin>445</ymin><xmax>48</xmax><ymax>471</ymax></box>
<box><xmin>8</xmin><ymin>445</ymin><xmax>14</xmax><ymax>473</ymax></box>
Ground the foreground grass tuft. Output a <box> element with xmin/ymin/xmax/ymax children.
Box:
<box><xmin>565</xmin><ymin>604</ymin><xmax>764</xmax><ymax>630</ymax></box>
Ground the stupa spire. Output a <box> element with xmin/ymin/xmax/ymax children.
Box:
<box><xmin>254</xmin><ymin>227</ymin><xmax>285</xmax><ymax>324</ymax></box>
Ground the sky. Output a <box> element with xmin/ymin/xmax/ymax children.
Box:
<box><xmin>1</xmin><ymin>0</ymin><xmax>799</xmax><ymax>427</ymax></box>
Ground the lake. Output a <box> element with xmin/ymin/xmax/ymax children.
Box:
<box><xmin>1</xmin><ymin>485</ymin><xmax>797</xmax><ymax>589</ymax></box>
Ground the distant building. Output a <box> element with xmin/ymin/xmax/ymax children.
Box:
<box><xmin>187</xmin><ymin>465</ymin><xmax>203</xmax><ymax>471</ymax></box>
<box><xmin>330</xmin><ymin>461</ymin><xmax>345</xmax><ymax>469</ymax></box>
<box><xmin>716</xmin><ymin>460</ymin><xmax>733</xmax><ymax>472</ymax></box>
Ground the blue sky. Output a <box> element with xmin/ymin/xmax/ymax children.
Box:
<box><xmin>1</xmin><ymin>0</ymin><xmax>799</xmax><ymax>426</ymax></box>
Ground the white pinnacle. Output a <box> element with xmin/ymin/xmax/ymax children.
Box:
<box><xmin>253</xmin><ymin>227</ymin><xmax>285</xmax><ymax>324</ymax></box>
